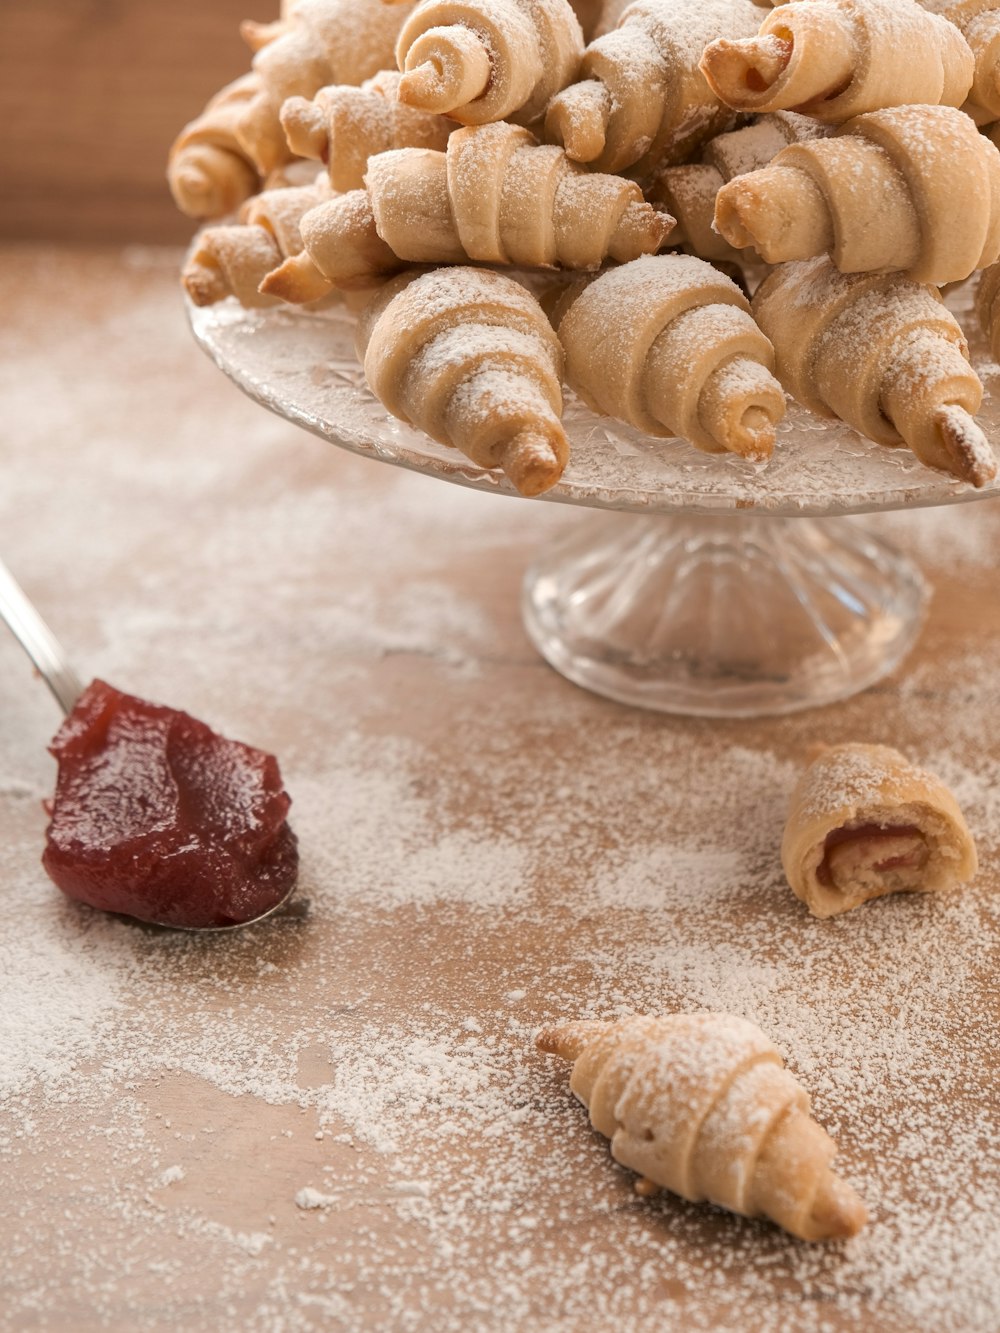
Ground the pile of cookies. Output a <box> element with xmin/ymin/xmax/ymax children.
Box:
<box><xmin>168</xmin><ymin>3</ymin><xmax>989</xmax><ymax>1244</ymax></box>
<box><xmin>171</xmin><ymin>0</ymin><xmax>1000</xmax><ymax>495</ymax></box>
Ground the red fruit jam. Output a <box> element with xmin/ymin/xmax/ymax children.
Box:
<box><xmin>42</xmin><ymin>680</ymin><xmax>299</xmax><ymax>928</ymax></box>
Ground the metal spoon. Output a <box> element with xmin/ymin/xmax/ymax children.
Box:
<box><xmin>0</xmin><ymin>555</ymin><xmax>300</xmax><ymax>931</ymax></box>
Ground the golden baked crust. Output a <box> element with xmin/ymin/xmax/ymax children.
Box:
<box><xmin>537</xmin><ymin>1013</ymin><xmax>868</xmax><ymax>1242</ymax></box>
<box><xmin>753</xmin><ymin>257</ymin><xmax>998</xmax><ymax>486</ymax></box>
<box><xmin>354</xmin><ymin>266</ymin><xmax>569</xmax><ymax>496</ymax></box>
<box><xmin>552</xmin><ymin>254</ymin><xmax>785</xmax><ymax>460</ymax></box>
<box><xmin>544</xmin><ymin>0</ymin><xmax>763</xmax><ymax>176</ymax></box>
<box><xmin>781</xmin><ymin>742</ymin><xmax>978</xmax><ymax>917</ymax></box>
<box><xmin>260</xmin><ymin>122</ymin><xmax>673</xmax><ymax>301</ymax></box>
<box><xmin>700</xmin><ymin>0</ymin><xmax>973</xmax><ymax>121</ymax></box>
<box><xmin>394</xmin><ymin>0</ymin><xmax>584</xmax><ymax>126</ymax></box>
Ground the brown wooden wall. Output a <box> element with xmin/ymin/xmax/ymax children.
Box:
<box><xmin>1</xmin><ymin>1</ymin><xmax>275</xmax><ymax>244</ymax></box>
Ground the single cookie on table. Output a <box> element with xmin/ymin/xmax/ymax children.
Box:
<box><xmin>537</xmin><ymin>1013</ymin><xmax>868</xmax><ymax>1243</ymax></box>
<box><xmin>781</xmin><ymin>742</ymin><xmax>978</xmax><ymax>918</ymax></box>
<box><xmin>700</xmin><ymin>0</ymin><xmax>973</xmax><ymax>121</ymax></box>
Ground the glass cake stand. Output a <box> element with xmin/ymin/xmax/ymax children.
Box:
<box><xmin>188</xmin><ymin>282</ymin><xmax>1000</xmax><ymax>718</ymax></box>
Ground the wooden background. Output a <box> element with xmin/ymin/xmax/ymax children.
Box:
<box><xmin>0</xmin><ymin>1</ymin><xmax>272</xmax><ymax>244</ymax></box>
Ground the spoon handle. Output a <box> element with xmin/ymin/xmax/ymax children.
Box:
<box><xmin>0</xmin><ymin>558</ymin><xmax>85</xmax><ymax>717</ymax></box>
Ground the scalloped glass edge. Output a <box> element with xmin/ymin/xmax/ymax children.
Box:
<box><xmin>187</xmin><ymin>277</ymin><xmax>1000</xmax><ymax>519</ymax></box>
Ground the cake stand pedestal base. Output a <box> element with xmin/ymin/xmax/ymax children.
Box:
<box><xmin>522</xmin><ymin>513</ymin><xmax>929</xmax><ymax>718</ymax></box>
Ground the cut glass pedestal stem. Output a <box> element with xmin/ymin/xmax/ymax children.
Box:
<box><xmin>522</xmin><ymin>512</ymin><xmax>929</xmax><ymax>717</ymax></box>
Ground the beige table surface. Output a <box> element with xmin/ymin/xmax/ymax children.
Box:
<box><xmin>1</xmin><ymin>245</ymin><xmax>998</xmax><ymax>1332</ymax></box>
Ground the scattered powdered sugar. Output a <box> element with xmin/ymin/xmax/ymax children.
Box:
<box><xmin>295</xmin><ymin>1186</ymin><xmax>337</xmax><ymax>1210</ymax></box>
<box><xmin>878</xmin><ymin>501</ymin><xmax>999</xmax><ymax>570</ymax></box>
<box><xmin>0</xmin><ymin>902</ymin><xmax>126</xmax><ymax>1101</ymax></box>
<box><xmin>793</xmin><ymin>743</ymin><xmax>921</xmax><ymax>819</ymax></box>
<box><xmin>294</xmin><ymin>731</ymin><xmax>535</xmax><ymax>910</ymax></box>
<box><xmin>176</xmin><ymin>1216</ymin><xmax>273</xmax><ymax>1259</ymax></box>
<box><xmin>614</xmin><ymin>0</ymin><xmax>760</xmax><ymax>69</ymax></box>
<box><xmin>564</xmin><ymin>0</ymin><xmax>760</xmax><ymax>169</ymax></box>
<box><xmin>5</xmin><ymin>685</ymin><xmax>997</xmax><ymax>1330</ymax></box>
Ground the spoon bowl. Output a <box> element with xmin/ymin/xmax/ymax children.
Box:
<box><xmin>0</xmin><ymin>556</ymin><xmax>300</xmax><ymax>932</ymax></box>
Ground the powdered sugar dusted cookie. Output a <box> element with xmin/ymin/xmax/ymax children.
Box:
<box><xmin>781</xmin><ymin>742</ymin><xmax>978</xmax><ymax>917</ymax></box>
<box><xmin>537</xmin><ymin>1013</ymin><xmax>868</xmax><ymax>1242</ymax></box>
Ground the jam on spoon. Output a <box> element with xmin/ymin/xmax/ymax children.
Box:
<box><xmin>0</xmin><ymin>557</ymin><xmax>298</xmax><ymax>931</ymax></box>
<box><xmin>42</xmin><ymin>679</ymin><xmax>299</xmax><ymax>929</ymax></box>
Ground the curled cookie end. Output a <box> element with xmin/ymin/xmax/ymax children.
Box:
<box><xmin>608</xmin><ymin>200</ymin><xmax>676</xmax><ymax>263</ymax></box>
<box><xmin>182</xmin><ymin>257</ymin><xmax>230</xmax><ymax>308</ymax></box>
<box><xmin>731</xmin><ymin>405</ymin><xmax>778</xmax><ymax>463</ymax></box>
<box><xmin>535</xmin><ymin>1025</ymin><xmax>573</xmax><ymax>1057</ymax></box>
<box><xmin>280</xmin><ymin>96</ymin><xmax>329</xmax><ymax>162</ymax></box>
<box><xmin>169</xmin><ymin>163</ymin><xmax>217</xmax><ymax>217</ymax></box>
<box><xmin>713</xmin><ymin>179</ymin><xmax>759</xmax><ymax>252</ymax></box>
<box><xmin>169</xmin><ymin>148</ymin><xmax>257</xmax><ymax>221</ymax></box>
<box><xmin>258</xmin><ymin>251</ymin><xmax>332</xmax><ymax>305</ymax></box>
<box><xmin>544</xmin><ymin>81</ymin><xmax>611</xmax><ymax>164</ymax></box>
<box><xmin>716</xmin><ymin>165</ymin><xmax>832</xmax><ymax>264</ymax></box>
<box><xmin>806</xmin><ymin>1173</ymin><xmax>868</xmax><ymax>1242</ymax></box>
<box><xmin>935</xmin><ymin>404</ymin><xmax>997</xmax><ymax>488</ymax></box>
<box><xmin>184</xmin><ymin>265</ymin><xmax>229</xmax><ymax>306</ymax></box>
<box><xmin>535</xmin><ymin>1021</ymin><xmax>608</xmax><ymax>1060</ymax></box>
<box><xmin>398</xmin><ymin>25</ymin><xmax>492</xmax><ymax>114</ymax></box>
<box><xmin>700</xmin><ymin>357</ymin><xmax>785</xmax><ymax>462</ymax></box>
<box><xmin>501</xmin><ymin>428</ymin><xmax>569</xmax><ymax>497</ymax></box>
<box><xmin>700</xmin><ymin>34</ymin><xmax>792</xmax><ymax>107</ymax></box>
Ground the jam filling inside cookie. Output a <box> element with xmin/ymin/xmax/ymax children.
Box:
<box><xmin>816</xmin><ymin>822</ymin><xmax>928</xmax><ymax>894</ymax></box>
